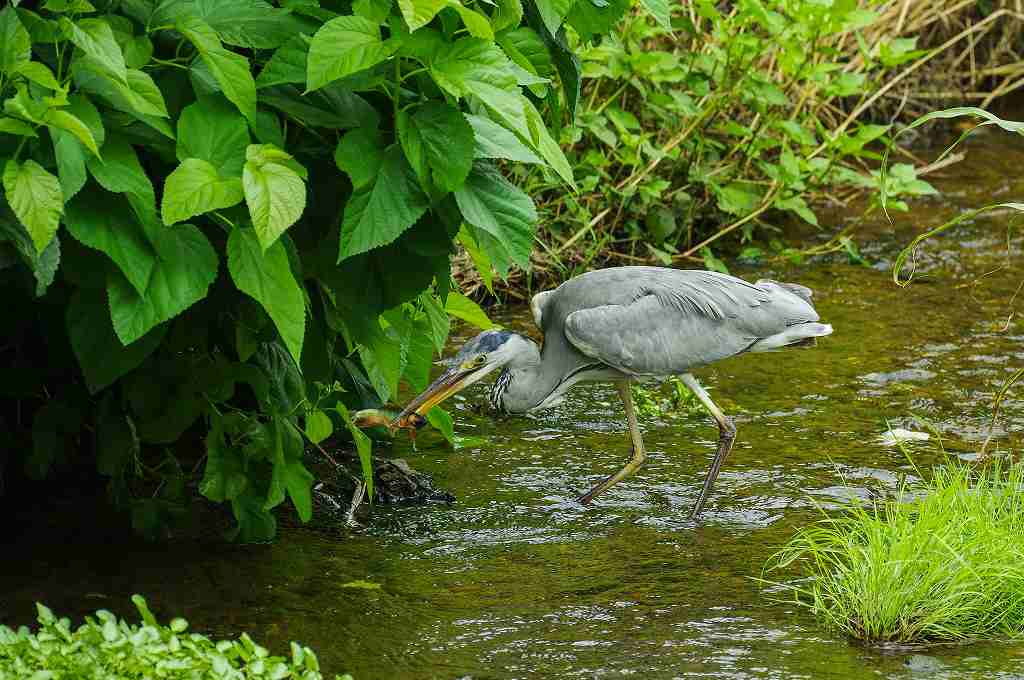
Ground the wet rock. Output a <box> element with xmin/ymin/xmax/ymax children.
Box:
<box><xmin>373</xmin><ymin>458</ymin><xmax>455</xmax><ymax>505</ymax></box>
<box><xmin>861</xmin><ymin>369</ymin><xmax>936</xmax><ymax>386</ymax></box>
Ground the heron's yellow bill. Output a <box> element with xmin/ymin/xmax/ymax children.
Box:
<box><xmin>390</xmin><ymin>361</ymin><xmax>499</xmax><ymax>429</ymax></box>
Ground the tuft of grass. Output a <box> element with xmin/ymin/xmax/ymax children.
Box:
<box><xmin>766</xmin><ymin>459</ymin><xmax>1024</xmax><ymax>644</ymax></box>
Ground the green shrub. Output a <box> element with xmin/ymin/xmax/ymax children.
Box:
<box><xmin>766</xmin><ymin>460</ymin><xmax>1024</xmax><ymax>643</ymax></box>
<box><xmin>0</xmin><ymin>595</ymin><xmax>349</xmax><ymax>679</ymax></box>
<box><xmin>0</xmin><ymin>0</ymin><xmax>644</xmax><ymax>540</ymax></box>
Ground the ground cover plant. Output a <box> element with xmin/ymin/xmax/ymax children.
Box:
<box><xmin>766</xmin><ymin>459</ymin><xmax>1024</xmax><ymax>643</ymax></box>
<box><xmin>456</xmin><ymin>0</ymin><xmax>1024</xmax><ymax>298</ymax></box>
<box><xmin>0</xmin><ymin>595</ymin><xmax>350</xmax><ymax>679</ymax></box>
<box><xmin>0</xmin><ymin>0</ymin><xmax>649</xmax><ymax>541</ymax></box>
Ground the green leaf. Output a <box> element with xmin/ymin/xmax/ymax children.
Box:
<box><xmin>73</xmin><ymin>62</ymin><xmax>171</xmax><ymax>126</ymax></box>
<box><xmin>2</xmin><ymin>159</ymin><xmax>63</xmax><ymax>254</ymax></box>
<box><xmin>227</xmin><ymin>226</ymin><xmax>306</xmax><ymax>367</ymax></box>
<box><xmin>15</xmin><ymin>61</ymin><xmax>61</xmax><ymax>90</ymax></box>
<box><xmin>66</xmin><ymin>287</ymin><xmax>166</xmax><ymax>394</ymax></box>
<box><xmin>176</xmin><ymin>96</ymin><xmax>250</xmax><ymax>177</ymax></box>
<box><xmin>243</xmin><ymin>143</ymin><xmax>307</xmax><ymax>250</ymax></box>
<box><xmin>640</xmin><ymin>0</ymin><xmax>671</xmax><ymax>29</ymax></box>
<box><xmin>450</xmin><ymin>2</ymin><xmax>494</xmax><ymax>39</ymax></box>
<box><xmin>336</xmin><ymin>401</ymin><xmax>374</xmax><ymax>501</ymax></box>
<box><xmin>176</xmin><ymin>15</ymin><xmax>257</xmax><ymax>121</ymax></box>
<box><xmin>533</xmin><ymin>0</ymin><xmax>574</xmax><ymax>34</ymax></box>
<box><xmin>86</xmin><ymin>137</ymin><xmax>157</xmax><ymax>225</ymax></box>
<box><xmin>65</xmin><ymin>189</ymin><xmax>156</xmax><ymax>296</ymax></box>
<box><xmin>65</xmin><ymin>92</ymin><xmax>106</xmax><ymax>146</ymax></box>
<box><xmin>230</xmin><ymin>487</ymin><xmax>277</xmax><ymax>542</ymax></box>
<box><xmin>466</xmin><ymin>113</ymin><xmax>543</xmax><ymax>163</ymax></box>
<box><xmin>201</xmin><ymin>419</ymin><xmax>248</xmax><ymax>502</ymax></box>
<box><xmin>256</xmin><ymin>34</ymin><xmax>308</xmax><ymax>89</ymax></box>
<box><xmin>0</xmin><ymin>213</ymin><xmax>61</xmax><ymax>296</ymax></box>
<box><xmin>44</xmin><ymin>109</ymin><xmax>100</xmax><ymax>156</ymax></box>
<box><xmin>493</xmin><ymin>0</ymin><xmax>524</xmax><ymax>32</ymax></box>
<box><xmin>0</xmin><ymin>7</ymin><xmax>32</xmax><ymax>76</ymax></box>
<box><xmin>426</xmin><ymin>406</ymin><xmax>455</xmax><ymax>446</ymax></box>
<box><xmin>397</xmin><ymin>102</ymin><xmax>475</xmax><ymax>193</ymax></box>
<box><xmin>523</xmin><ymin>1</ymin><xmax>581</xmax><ymax>119</ymax></box>
<box><xmin>304</xmin><ymin>409</ymin><xmax>333</xmax><ymax>444</ymax></box>
<box><xmin>566</xmin><ymin>0</ymin><xmax>629</xmax><ymax>41</ymax></box>
<box><xmin>0</xmin><ymin>117</ymin><xmax>38</xmax><ymax>137</ymax></box>
<box><xmin>61</xmin><ymin>17</ymin><xmax>128</xmax><ymax>84</ymax></box>
<box><xmin>338</xmin><ymin>144</ymin><xmax>429</xmax><ymax>261</ymax></box>
<box><xmin>444</xmin><ymin>291</ymin><xmax>494</xmax><ymax>329</ymax></box>
<box><xmin>457</xmin><ymin>224</ymin><xmax>494</xmax><ymax>292</ymax></box>
<box><xmin>334</xmin><ymin>128</ymin><xmax>386</xmax><ymax>191</ymax></box>
<box><xmin>398</xmin><ymin>0</ymin><xmax>447</xmax><ymax>30</ymax></box>
<box><xmin>107</xmin><ymin>223</ymin><xmax>219</xmax><ymax>345</ymax></box>
<box><xmin>162</xmin><ymin>158</ymin><xmax>244</xmax><ymax>225</ymax></box>
<box><xmin>192</xmin><ymin>0</ymin><xmax>305</xmax><ymax>49</ymax></box>
<box><xmin>306</xmin><ymin>16</ymin><xmax>396</xmax><ymax>92</ymax></box>
<box><xmin>52</xmin><ymin>129</ymin><xmax>88</xmax><ymax>201</ymax></box>
<box><xmin>429</xmin><ymin>37</ymin><xmax>519</xmax><ymax>96</ymax></box>
<box><xmin>420</xmin><ymin>291</ymin><xmax>450</xmax><ymax>352</ymax></box>
<box><xmin>454</xmin><ymin>163</ymin><xmax>536</xmax><ymax>272</ymax></box>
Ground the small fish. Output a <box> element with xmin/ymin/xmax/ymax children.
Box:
<box><xmin>352</xmin><ymin>409</ymin><xmax>427</xmax><ymax>435</ymax></box>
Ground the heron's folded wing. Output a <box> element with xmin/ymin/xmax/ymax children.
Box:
<box><xmin>563</xmin><ymin>285</ymin><xmax>786</xmax><ymax>376</ymax></box>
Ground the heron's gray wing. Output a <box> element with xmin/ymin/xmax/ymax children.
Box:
<box><xmin>562</xmin><ymin>277</ymin><xmax>818</xmax><ymax>376</ymax></box>
<box><xmin>530</xmin><ymin>290</ymin><xmax>555</xmax><ymax>332</ymax></box>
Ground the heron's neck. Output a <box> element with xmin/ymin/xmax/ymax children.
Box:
<box><xmin>491</xmin><ymin>335</ymin><xmax>568</xmax><ymax>413</ymax></box>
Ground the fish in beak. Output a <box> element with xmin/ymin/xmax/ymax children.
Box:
<box><xmin>390</xmin><ymin>360</ymin><xmax>499</xmax><ymax>430</ymax></box>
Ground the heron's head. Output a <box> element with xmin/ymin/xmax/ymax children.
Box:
<box><xmin>391</xmin><ymin>329</ymin><xmax>534</xmax><ymax>425</ymax></box>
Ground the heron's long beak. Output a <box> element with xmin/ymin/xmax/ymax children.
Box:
<box><xmin>391</xmin><ymin>362</ymin><xmax>499</xmax><ymax>428</ymax></box>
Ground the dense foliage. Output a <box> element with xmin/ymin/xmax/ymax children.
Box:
<box><xmin>0</xmin><ymin>0</ymin><xmax>647</xmax><ymax>540</ymax></box>
<box><xmin>767</xmin><ymin>460</ymin><xmax>1024</xmax><ymax>643</ymax></box>
<box><xmin>0</xmin><ymin>595</ymin><xmax>349</xmax><ymax>679</ymax></box>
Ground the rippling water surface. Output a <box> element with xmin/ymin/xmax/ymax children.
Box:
<box><xmin>4</xmin><ymin>130</ymin><xmax>1024</xmax><ymax>679</ymax></box>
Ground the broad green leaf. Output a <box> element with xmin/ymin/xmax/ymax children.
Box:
<box><xmin>397</xmin><ymin>102</ymin><xmax>474</xmax><ymax>193</ymax></box>
<box><xmin>52</xmin><ymin>129</ymin><xmax>88</xmax><ymax>200</ymax></box>
<box><xmin>16</xmin><ymin>61</ymin><xmax>61</xmax><ymax>90</ymax></box>
<box><xmin>66</xmin><ymin>287</ymin><xmax>166</xmax><ymax>394</ymax></box>
<box><xmin>430</xmin><ymin>37</ymin><xmax>519</xmax><ymax>96</ymax></box>
<box><xmin>493</xmin><ymin>0</ymin><xmax>524</xmax><ymax>32</ymax></box>
<box><xmin>227</xmin><ymin>226</ymin><xmax>306</xmax><ymax>367</ymax></box>
<box><xmin>419</xmin><ymin>290</ymin><xmax>450</xmax><ymax>352</ymax></box>
<box><xmin>354</xmin><ymin>0</ymin><xmax>393</xmax><ymax>23</ymax></box>
<box><xmin>162</xmin><ymin>159</ymin><xmax>244</xmax><ymax>225</ymax></box>
<box><xmin>65</xmin><ymin>92</ymin><xmax>106</xmax><ymax>146</ymax></box>
<box><xmin>334</xmin><ymin>129</ymin><xmax>387</xmax><ymax>191</ymax></box>
<box><xmin>201</xmin><ymin>419</ymin><xmax>248</xmax><ymax>502</ymax></box>
<box><xmin>256</xmin><ymin>34</ymin><xmax>308</xmax><ymax>89</ymax></box>
<box><xmin>566</xmin><ymin>0</ymin><xmax>629</xmax><ymax>41</ymax></box>
<box><xmin>73</xmin><ymin>61</ymin><xmax>171</xmax><ymax>130</ymax></box>
<box><xmin>304</xmin><ymin>409</ymin><xmax>333</xmax><ymax>444</ymax></box>
<box><xmin>0</xmin><ymin>214</ymin><xmax>60</xmax><ymax>296</ymax></box>
<box><xmin>533</xmin><ymin>0</ymin><xmax>574</xmax><ymax>34</ymax></box>
<box><xmin>336</xmin><ymin>401</ymin><xmax>374</xmax><ymax>501</ymax></box>
<box><xmin>338</xmin><ymin>143</ymin><xmax>429</xmax><ymax>261</ymax></box>
<box><xmin>523</xmin><ymin>1</ymin><xmax>581</xmax><ymax>118</ymax></box>
<box><xmin>44</xmin><ymin>109</ymin><xmax>100</xmax><ymax>156</ymax></box>
<box><xmin>404</xmin><ymin>315</ymin><xmax>435</xmax><ymax>390</ymax></box>
<box><xmin>640</xmin><ymin>0</ymin><xmax>671</xmax><ymax>29</ymax></box>
<box><xmin>426</xmin><ymin>406</ymin><xmax>455</xmax><ymax>446</ymax></box>
<box><xmin>177</xmin><ymin>15</ymin><xmax>257</xmax><ymax>121</ymax></box>
<box><xmin>0</xmin><ymin>117</ymin><xmax>37</xmax><ymax>137</ymax></box>
<box><xmin>243</xmin><ymin>143</ymin><xmax>307</xmax><ymax>250</ymax></box>
<box><xmin>0</xmin><ymin>7</ymin><xmax>31</xmax><ymax>76</ymax></box>
<box><xmin>61</xmin><ymin>17</ymin><xmax>128</xmax><ymax>83</ymax></box>
<box><xmin>450</xmin><ymin>2</ymin><xmax>494</xmax><ymax>39</ymax></box>
<box><xmin>107</xmin><ymin>223</ymin><xmax>219</xmax><ymax>345</ymax></box>
<box><xmin>86</xmin><ymin>137</ymin><xmax>157</xmax><ymax>226</ymax></box>
<box><xmin>192</xmin><ymin>0</ymin><xmax>305</xmax><ymax>49</ymax></box>
<box><xmin>466</xmin><ymin>113</ymin><xmax>543</xmax><ymax>163</ymax></box>
<box><xmin>176</xmin><ymin>96</ymin><xmax>250</xmax><ymax>176</ymax></box>
<box><xmin>2</xmin><ymin>159</ymin><xmax>63</xmax><ymax>254</ymax></box>
<box><xmin>398</xmin><ymin>0</ymin><xmax>447</xmax><ymax>30</ymax></box>
<box><xmin>444</xmin><ymin>291</ymin><xmax>494</xmax><ymax>329</ymax></box>
<box><xmin>454</xmin><ymin>163</ymin><xmax>536</xmax><ymax>274</ymax></box>
<box><xmin>306</xmin><ymin>16</ymin><xmax>395</xmax><ymax>92</ymax></box>
<box><xmin>497</xmin><ymin>27</ymin><xmax>552</xmax><ymax>84</ymax></box>
<box><xmin>457</xmin><ymin>224</ymin><xmax>494</xmax><ymax>292</ymax></box>
<box><xmin>230</xmin><ymin>487</ymin><xmax>277</xmax><ymax>542</ymax></box>
<box><xmin>65</xmin><ymin>189</ymin><xmax>156</xmax><ymax>296</ymax></box>
<box><xmin>3</xmin><ymin>85</ymin><xmax>47</xmax><ymax>123</ymax></box>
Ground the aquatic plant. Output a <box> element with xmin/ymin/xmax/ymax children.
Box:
<box><xmin>0</xmin><ymin>595</ymin><xmax>350</xmax><ymax>679</ymax></box>
<box><xmin>766</xmin><ymin>460</ymin><xmax>1024</xmax><ymax>644</ymax></box>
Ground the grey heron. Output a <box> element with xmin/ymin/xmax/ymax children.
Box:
<box><xmin>393</xmin><ymin>267</ymin><xmax>832</xmax><ymax>518</ymax></box>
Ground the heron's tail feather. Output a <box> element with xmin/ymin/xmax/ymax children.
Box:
<box><xmin>756</xmin><ymin>279</ymin><xmax>815</xmax><ymax>305</ymax></box>
<box><xmin>748</xmin><ymin>322</ymin><xmax>833</xmax><ymax>353</ymax></box>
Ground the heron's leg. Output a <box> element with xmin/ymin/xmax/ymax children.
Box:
<box><xmin>577</xmin><ymin>381</ymin><xmax>647</xmax><ymax>504</ymax></box>
<box><xmin>681</xmin><ymin>373</ymin><xmax>736</xmax><ymax>519</ymax></box>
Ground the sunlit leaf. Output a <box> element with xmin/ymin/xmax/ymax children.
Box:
<box><xmin>2</xmin><ymin>159</ymin><xmax>63</xmax><ymax>254</ymax></box>
<box><xmin>306</xmin><ymin>16</ymin><xmax>395</xmax><ymax>92</ymax></box>
<box><xmin>162</xmin><ymin>158</ymin><xmax>244</xmax><ymax>225</ymax></box>
<box><xmin>444</xmin><ymin>291</ymin><xmax>494</xmax><ymax>330</ymax></box>
<box><xmin>243</xmin><ymin>143</ymin><xmax>307</xmax><ymax>250</ymax></box>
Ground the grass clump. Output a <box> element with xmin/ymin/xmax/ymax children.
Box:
<box><xmin>767</xmin><ymin>460</ymin><xmax>1024</xmax><ymax>644</ymax></box>
<box><xmin>0</xmin><ymin>595</ymin><xmax>350</xmax><ymax>680</ymax></box>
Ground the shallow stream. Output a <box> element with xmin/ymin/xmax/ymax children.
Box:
<box><xmin>4</xmin><ymin>128</ymin><xmax>1024</xmax><ymax>679</ymax></box>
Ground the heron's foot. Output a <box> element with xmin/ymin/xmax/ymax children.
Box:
<box><xmin>688</xmin><ymin>416</ymin><xmax>737</xmax><ymax>520</ymax></box>
<box><xmin>575</xmin><ymin>445</ymin><xmax>646</xmax><ymax>505</ymax></box>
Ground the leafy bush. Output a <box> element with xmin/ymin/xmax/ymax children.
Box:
<box><xmin>0</xmin><ymin>595</ymin><xmax>349</xmax><ymax>679</ymax></box>
<box><xmin>766</xmin><ymin>460</ymin><xmax>1024</xmax><ymax>643</ymax></box>
<box><xmin>0</xmin><ymin>0</ymin><xmax>642</xmax><ymax>540</ymax></box>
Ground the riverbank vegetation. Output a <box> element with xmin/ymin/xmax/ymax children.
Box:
<box><xmin>0</xmin><ymin>595</ymin><xmax>349</xmax><ymax>679</ymax></box>
<box><xmin>766</xmin><ymin>459</ymin><xmax>1024</xmax><ymax>644</ymax></box>
<box><xmin>456</xmin><ymin>0</ymin><xmax>1024</xmax><ymax>298</ymax></box>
